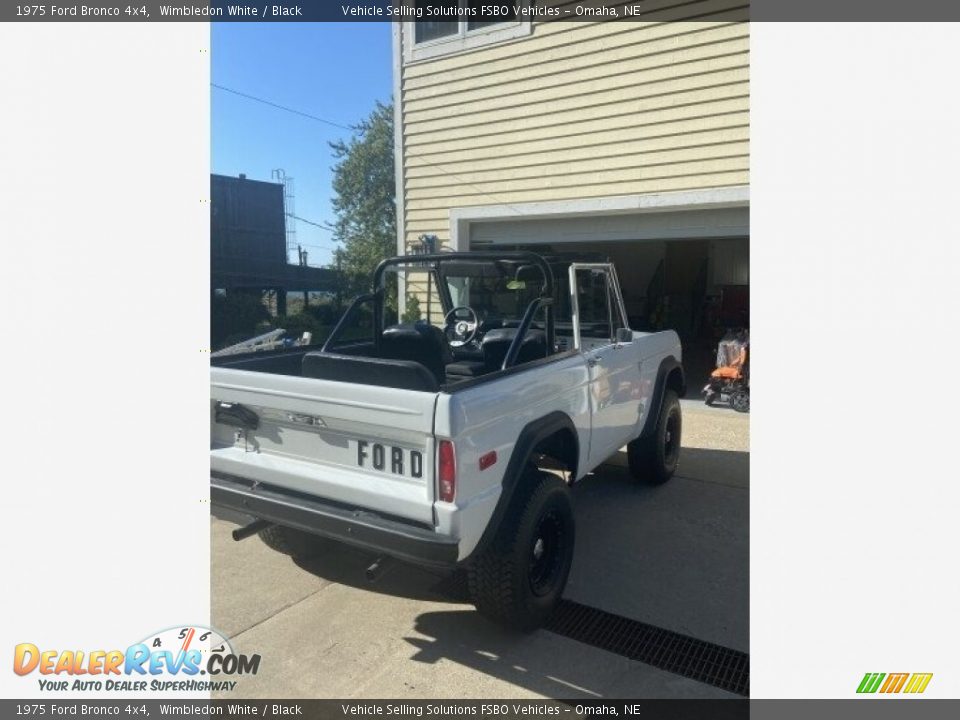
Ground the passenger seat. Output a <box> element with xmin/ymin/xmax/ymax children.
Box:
<box><xmin>482</xmin><ymin>328</ymin><xmax>547</xmax><ymax>370</ymax></box>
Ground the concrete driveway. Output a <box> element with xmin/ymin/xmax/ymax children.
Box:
<box><xmin>211</xmin><ymin>401</ymin><xmax>748</xmax><ymax>699</ymax></box>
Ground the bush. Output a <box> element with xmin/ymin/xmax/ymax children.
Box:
<box><xmin>211</xmin><ymin>292</ymin><xmax>270</xmax><ymax>350</ymax></box>
<box><xmin>401</xmin><ymin>295</ymin><xmax>422</xmax><ymax>324</ymax></box>
<box><xmin>272</xmin><ymin>312</ymin><xmax>329</xmax><ymax>345</ymax></box>
<box><xmin>308</xmin><ymin>302</ymin><xmax>344</xmax><ymax>326</ymax></box>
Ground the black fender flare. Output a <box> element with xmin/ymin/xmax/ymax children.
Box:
<box><xmin>639</xmin><ymin>356</ymin><xmax>686</xmax><ymax>440</ymax></box>
<box><xmin>461</xmin><ymin>411</ymin><xmax>578</xmax><ymax>563</ymax></box>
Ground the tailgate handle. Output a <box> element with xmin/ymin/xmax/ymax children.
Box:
<box><xmin>214</xmin><ymin>401</ymin><xmax>259</xmax><ymax>431</ymax></box>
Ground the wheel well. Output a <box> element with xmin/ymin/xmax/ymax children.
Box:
<box><xmin>666</xmin><ymin>366</ymin><xmax>686</xmax><ymax>397</ymax></box>
<box><xmin>464</xmin><ymin>411</ymin><xmax>578</xmax><ymax>562</ymax></box>
<box><xmin>532</xmin><ymin>426</ymin><xmax>579</xmax><ymax>482</ymax></box>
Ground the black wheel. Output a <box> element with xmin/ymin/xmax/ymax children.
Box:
<box><xmin>467</xmin><ymin>471</ymin><xmax>575</xmax><ymax>631</ymax></box>
<box><xmin>627</xmin><ymin>389</ymin><xmax>682</xmax><ymax>485</ymax></box>
<box><xmin>704</xmin><ymin>389</ymin><xmax>717</xmax><ymax>406</ymax></box>
<box><xmin>258</xmin><ymin>525</ymin><xmax>332</xmax><ymax>559</ymax></box>
<box><xmin>729</xmin><ymin>388</ymin><xmax>750</xmax><ymax>413</ymax></box>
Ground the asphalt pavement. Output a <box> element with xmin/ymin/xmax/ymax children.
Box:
<box><xmin>210</xmin><ymin>400</ymin><xmax>748</xmax><ymax>699</ymax></box>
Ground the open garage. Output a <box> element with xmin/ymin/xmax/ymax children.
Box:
<box><xmin>449</xmin><ymin>190</ymin><xmax>749</xmax><ymax>394</ymax></box>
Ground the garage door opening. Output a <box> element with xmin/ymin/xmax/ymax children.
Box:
<box><xmin>472</xmin><ymin>237</ymin><xmax>749</xmax><ymax>395</ymax></box>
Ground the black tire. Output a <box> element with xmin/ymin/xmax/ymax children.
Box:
<box><xmin>704</xmin><ymin>389</ymin><xmax>717</xmax><ymax>406</ymax></box>
<box><xmin>467</xmin><ymin>471</ymin><xmax>575</xmax><ymax>631</ymax></box>
<box><xmin>627</xmin><ymin>389</ymin><xmax>682</xmax><ymax>485</ymax></box>
<box><xmin>729</xmin><ymin>388</ymin><xmax>750</xmax><ymax>413</ymax></box>
<box><xmin>258</xmin><ymin>525</ymin><xmax>331</xmax><ymax>559</ymax></box>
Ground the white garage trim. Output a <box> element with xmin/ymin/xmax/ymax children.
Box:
<box><xmin>448</xmin><ymin>186</ymin><xmax>749</xmax><ymax>251</ymax></box>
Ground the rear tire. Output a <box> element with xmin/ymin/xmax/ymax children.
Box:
<box><xmin>627</xmin><ymin>390</ymin><xmax>682</xmax><ymax>485</ymax></box>
<box><xmin>467</xmin><ymin>471</ymin><xmax>575</xmax><ymax>631</ymax></box>
<box><xmin>258</xmin><ymin>525</ymin><xmax>332</xmax><ymax>559</ymax></box>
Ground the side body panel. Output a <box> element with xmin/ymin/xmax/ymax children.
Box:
<box><xmin>622</xmin><ymin>329</ymin><xmax>684</xmax><ymax>443</ymax></box>
<box><xmin>434</xmin><ymin>353</ymin><xmax>591</xmax><ymax>560</ymax></box>
<box><xmin>581</xmin><ymin>329</ymin><xmax>683</xmax><ymax>468</ymax></box>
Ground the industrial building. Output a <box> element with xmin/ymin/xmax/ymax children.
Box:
<box><xmin>210</xmin><ymin>173</ymin><xmax>337</xmax><ymax>316</ymax></box>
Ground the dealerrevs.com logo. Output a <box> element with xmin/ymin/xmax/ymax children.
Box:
<box><xmin>13</xmin><ymin>625</ymin><xmax>260</xmax><ymax>693</ymax></box>
<box><xmin>857</xmin><ymin>672</ymin><xmax>933</xmax><ymax>695</ymax></box>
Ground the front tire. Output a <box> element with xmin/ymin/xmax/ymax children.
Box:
<box><xmin>467</xmin><ymin>471</ymin><xmax>575</xmax><ymax>631</ymax></box>
<box><xmin>627</xmin><ymin>389</ymin><xmax>682</xmax><ymax>485</ymax></box>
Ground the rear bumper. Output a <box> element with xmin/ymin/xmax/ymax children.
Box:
<box><xmin>211</xmin><ymin>472</ymin><xmax>459</xmax><ymax>568</ymax></box>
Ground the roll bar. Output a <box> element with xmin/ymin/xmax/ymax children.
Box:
<box><xmin>371</xmin><ymin>251</ymin><xmax>557</xmax><ymax>358</ymax></box>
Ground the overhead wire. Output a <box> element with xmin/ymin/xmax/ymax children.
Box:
<box><xmin>212</xmin><ymin>83</ymin><xmax>527</xmax><ymax>216</ymax></box>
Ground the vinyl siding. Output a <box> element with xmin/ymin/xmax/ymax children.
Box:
<box><xmin>399</xmin><ymin>16</ymin><xmax>748</xmax><ymax>252</ymax></box>
<box><xmin>397</xmin><ymin>8</ymin><xmax>748</xmax><ymax>319</ymax></box>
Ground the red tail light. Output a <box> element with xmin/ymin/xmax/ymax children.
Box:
<box><xmin>438</xmin><ymin>440</ymin><xmax>456</xmax><ymax>503</ymax></box>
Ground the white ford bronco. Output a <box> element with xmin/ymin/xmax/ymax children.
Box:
<box><xmin>211</xmin><ymin>252</ymin><xmax>685</xmax><ymax>629</ymax></box>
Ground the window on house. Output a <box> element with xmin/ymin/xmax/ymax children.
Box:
<box><xmin>414</xmin><ymin>1</ymin><xmax>459</xmax><ymax>43</ymax></box>
<box><xmin>410</xmin><ymin>0</ymin><xmax>528</xmax><ymax>55</ymax></box>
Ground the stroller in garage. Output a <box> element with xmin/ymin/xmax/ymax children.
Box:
<box><xmin>703</xmin><ymin>329</ymin><xmax>749</xmax><ymax>412</ymax></box>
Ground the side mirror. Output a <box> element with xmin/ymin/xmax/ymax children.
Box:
<box><xmin>616</xmin><ymin>327</ymin><xmax>633</xmax><ymax>344</ymax></box>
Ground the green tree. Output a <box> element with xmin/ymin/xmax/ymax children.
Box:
<box><xmin>329</xmin><ymin>101</ymin><xmax>397</xmax><ymax>308</ymax></box>
<box><xmin>401</xmin><ymin>294</ymin><xmax>422</xmax><ymax>324</ymax></box>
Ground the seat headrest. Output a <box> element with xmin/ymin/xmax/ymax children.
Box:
<box><xmin>383</xmin><ymin>323</ymin><xmax>436</xmax><ymax>341</ymax></box>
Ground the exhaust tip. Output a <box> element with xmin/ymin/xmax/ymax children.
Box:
<box><xmin>232</xmin><ymin>519</ymin><xmax>272</xmax><ymax>542</ymax></box>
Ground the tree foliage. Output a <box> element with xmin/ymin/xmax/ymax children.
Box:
<box><xmin>329</xmin><ymin>101</ymin><xmax>396</xmax><ymax>305</ymax></box>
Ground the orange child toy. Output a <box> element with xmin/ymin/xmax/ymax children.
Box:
<box><xmin>703</xmin><ymin>329</ymin><xmax>749</xmax><ymax>412</ymax></box>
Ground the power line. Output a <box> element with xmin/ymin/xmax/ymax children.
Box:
<box><xmin>214</xmin><ymin>83</ymin><xmax>525</xmax><ymax>218</ymax></box>
<box><xmin>212</xmin><ymin>83</ymin><xmax>356</xmax><ymax>131</ymax></box>
<box><xmin>287</xmin><ymin>213</ymin><xmax>338</xmax><ymax>233</ymax></box>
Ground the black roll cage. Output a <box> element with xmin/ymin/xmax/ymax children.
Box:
<box><xmin>322</xmin><ymin>252</ymin><xmax>556</xmax><ymax>370</ymax></box>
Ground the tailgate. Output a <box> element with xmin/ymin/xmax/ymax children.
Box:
<box><xmin>210</xmin><ymin>367</ymin><xmax>439</xmax><ymax>525</ymax></box>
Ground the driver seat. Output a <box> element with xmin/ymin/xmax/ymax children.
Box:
<box><xmin>445</xmin><ymin>328</ymin><xmax>548</xmax><ymax>380</ymax></box>
<box><xmin>380</xmin><ymin>323</ymin><xmax>452</xmax><ymax>387</ymax></box>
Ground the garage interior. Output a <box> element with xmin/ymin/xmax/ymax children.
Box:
<box><xmin>466</xmin><ymin>207</ymin><xmax>749</xmax><ymax>397</ymax></box>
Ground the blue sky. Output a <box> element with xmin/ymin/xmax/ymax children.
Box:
<box><xmin>211</xmin><ymin>23</ymin><xmax>393</xmax><ymax>266</ymax></box>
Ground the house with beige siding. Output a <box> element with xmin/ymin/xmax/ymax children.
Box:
<box><xmin>393</xmin><ymin>3</ymin><xmax>749</xmax><ymax>345</ymax></box>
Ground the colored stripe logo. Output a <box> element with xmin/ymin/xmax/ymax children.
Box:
<box><xmin>857</xmin><ymin>672</ymin><xmax>932</xmax><ymax>694</ymax></box>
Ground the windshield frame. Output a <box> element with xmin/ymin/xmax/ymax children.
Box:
<box><xmin>372</xmin><ymin>251</ymin><xmax>556</xmax><ymax>353</ymax></box>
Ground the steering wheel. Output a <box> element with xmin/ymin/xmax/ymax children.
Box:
<box><xmin>444</xmin><ymin>306</ymin><xmax>479</xmax><ymax>347</ymax></box>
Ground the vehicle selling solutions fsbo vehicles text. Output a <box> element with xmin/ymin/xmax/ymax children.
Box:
<box><xmin>342</xmin><ymin>4</ymin><xmax>561</xmax><ymax>18</ymax></box>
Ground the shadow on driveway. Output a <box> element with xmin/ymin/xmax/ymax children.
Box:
<box><xmin>212</xmin><ymin>438</ymin><xmax>748</xmax><ymax>698</ymax></box>
<box><xmin>276</xmin><ymin>445</ymin><xmax>749</xmax><ymax>652</ymax></box>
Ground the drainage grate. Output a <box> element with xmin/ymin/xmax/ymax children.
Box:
<box><xmin>546</xmin><ymin>600</ymin><xmax>749</xmax><ymax>696</ymax></box>
<box><xmin>432</xmin><ymin>573</ymin><xmax>749</xmax><ymax>696</ymax></box>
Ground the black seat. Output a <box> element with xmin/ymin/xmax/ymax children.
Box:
<box><xmin>481</xmin><ymin>328</ymin><xmax>548</xmax><ymax>371</ymax></box>
<box><xmin>445</xmin><ymin>359</ymin><xmax>487</xmax><ymax>379</ymax></box>
<box><xmin>380</xmin><ymin>323</ymin><xmax>452</xmax><ymax>386</ymax></box>
<box><xmin>302</xmin><ymin>352</ymin><xmax>439</xmax><ymax>392</ymax></box>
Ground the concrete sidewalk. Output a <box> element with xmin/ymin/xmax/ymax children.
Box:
<box><xmin>211</xmin><ymin>403</ymin><xmax>748</xmax><ymax>699</ymax></box>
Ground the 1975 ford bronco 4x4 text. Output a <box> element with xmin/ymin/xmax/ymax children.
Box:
<box><xmin>211</xmin><ymin>252</ymin><xmax>685</xmax><ymax>629</ymax></box>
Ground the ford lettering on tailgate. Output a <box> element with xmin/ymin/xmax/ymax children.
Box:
<box><xmin>357</xmin><ymin>440</ymin><xmax>423</xmax><ymax>478</ymax></box>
